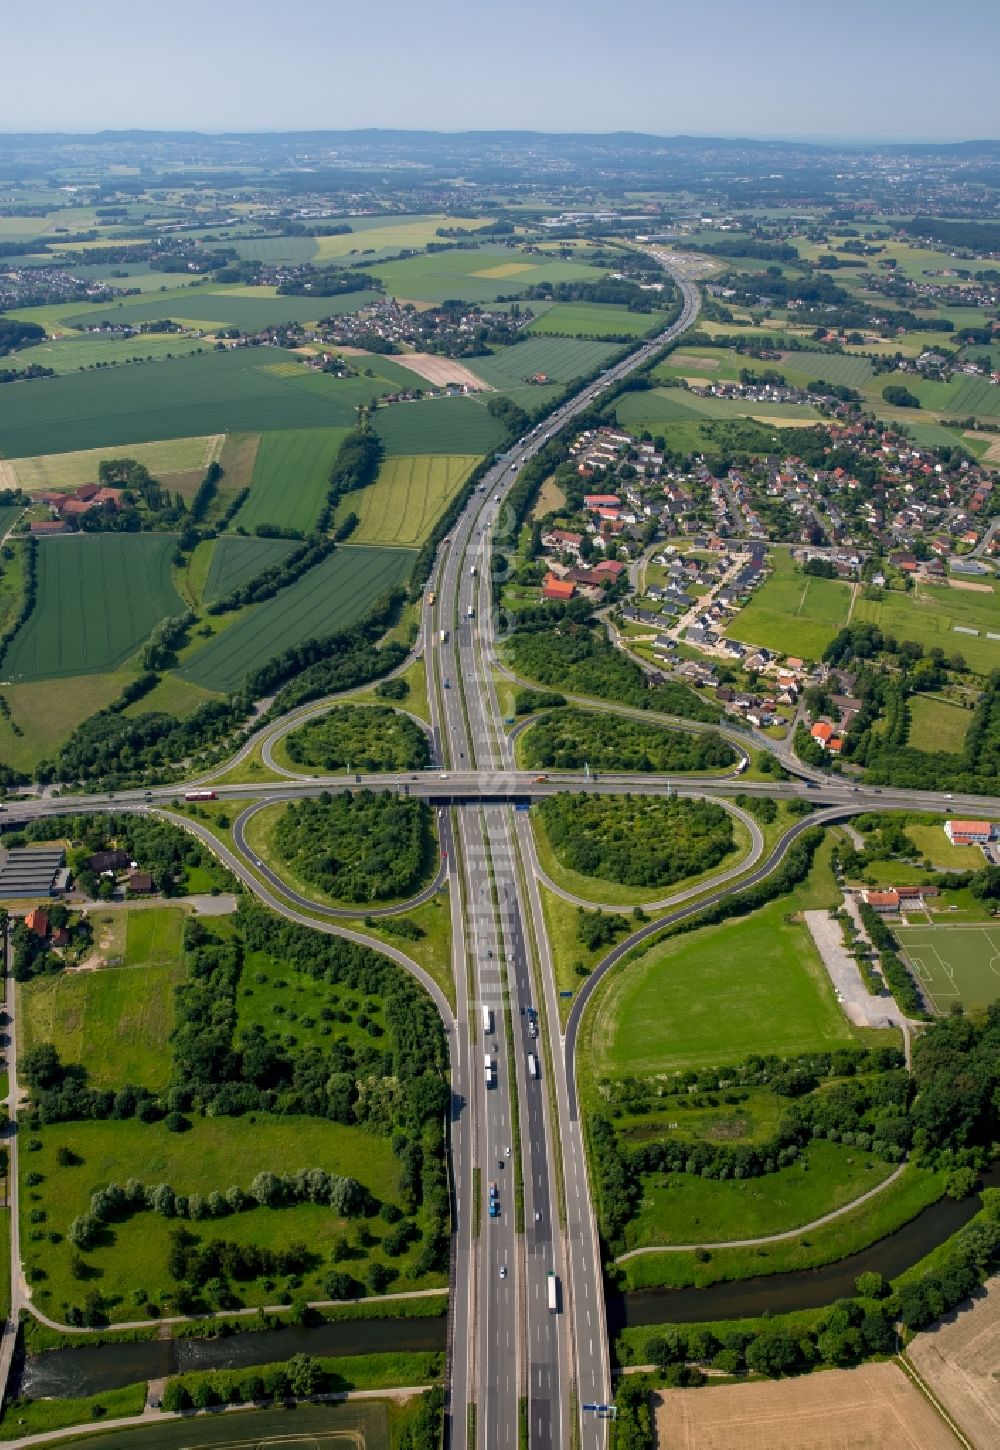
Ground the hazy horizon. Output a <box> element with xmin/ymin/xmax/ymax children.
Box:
<box><xmin>2</xmin><ymin>0</ymin><xmax>998</xmax><ymax>143</ymax></box>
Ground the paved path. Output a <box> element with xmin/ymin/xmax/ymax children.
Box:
<box><xmin>615</xmin><ymin>1163</ymin><xmax>907</xmax><ymax>1259</ymax></box>
<box><xmin>804</xmin><ymin>907</ymin><xmax>906</xmax><ymax>1030</ymax></box>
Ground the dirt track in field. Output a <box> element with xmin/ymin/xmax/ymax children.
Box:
<box><xmin>655</xmin><ymin>1362</ymin><xmax>958</xmax><ymax>1449</ymax></box>
<box><xmin>908</xmin><ymin>1276</ymin><xmax>1000</xmax><ymax>1450</ymax></box>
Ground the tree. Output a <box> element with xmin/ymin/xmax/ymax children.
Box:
<box><xmin>745</xmin><ymin>1329</ymin><xmax>800</xmax><ymax>1376</ymax></box>
<box><xmin>855</xmin><ymin>1270</ymin><xmax>887</xmax><ymax>1299</ymax></box>
<box><xmin>288</xmin><ymin>1354</ymin><xmax>322</xmax><ymax>1398</ymax></box>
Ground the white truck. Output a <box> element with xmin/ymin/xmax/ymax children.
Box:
<box><xmin>484</xmin><ymin>1054</ymin><xmax>494</xmax><ymax>1088</ymax></box>
<box><xmin>439</xmin><ymin>628</ymin><xmax>448</xmax><ymax>644</ymax></box>
<box><xmin>482</xmin><ymin>1005</ymin><xmax>493</xmax><ymax>1035</ymax></box>
<box><xmin>547</xmin><ymin>1272</ymin><xmax>559</xmax><ymax>1312</ymax></box>
<box><xmin>528</xmin><ymin>1053</ymin><xmax>538</xmax><ymax>1079</ymax></box>
<box><xmin>470</xmin><ymin>564</ymin><xmax>477</xmax><ymax>576</ymax></box>
<box><xmin>467</xmin><ymin>605</ymin><xmax>474</xmax><ymax>618</ymax></box>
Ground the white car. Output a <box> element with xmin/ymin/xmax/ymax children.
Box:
<box><xmin>499</xmin><ymin>1265</ymin><xmax>507</xmax><ymax>1279</ymax></box>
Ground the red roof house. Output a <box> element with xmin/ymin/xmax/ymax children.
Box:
<box><xmin>542</xmin><ymin>574</ymin><xmax>575</xmax><ymax>601</ymax></box>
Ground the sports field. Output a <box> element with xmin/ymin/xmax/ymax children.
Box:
<box><xmin>467</xmin><ymin>335</ymin><xmax>621</xmax><ymax>388</ymax></box>
<box><xmin>0</xmin><ymin>349</ymin><xmax>407</xmax><ymax>459</ymax></box>
<box><xmin>727</xmin><ymin>550</ymin><xmax>853</xmax><ymax>660</ymax></box>
<box><xmin>178</xmin><ymin>544</ymin><xmax>414</xmax><ymax>692</ymax></box>
<box><xmin>0</xmin><ymin>435</ymin><xmax>223</xmax><ymax>494</ymax></box>
<box><xmin>349</xmin><ymin>453</ymin><xmax>480</xmax><ymax>546</ymax></box>
<box><xmin>587</xmin><ymin>895</ymin><xmax>855</xmax><ymax>1079</ymax></box>
<box><xmin>233</xmin><ymin>426</ymin><xmax>349</xmax><ymax>534</ymax></box>
<box><xmin>203</xmin><ymin>535</ymin><xmax>298</xmax><ymax>603</ymax></box>
<box><xmin>2</xmin><ymin>535</ymin><xmax>184</xmax><ymax>681</ymax></box>
<box><xmin>372</xmin><ymin>396</ymin><xmax>505</xmax><ymax>456</ymax></box>
<box><xmin>853</xmin><ymin>581</ymin><xmax>1000</xmax><ymax>676</ymax></box>
<box><xmin>897</xmin><ymin>924</ymin><xmax>1000</xmax><ymax>1011</ymax></box>
<box><xmin>527</xmin><ymin>301</ymin><xmax>659</xmax><ymax>338</ymax></box>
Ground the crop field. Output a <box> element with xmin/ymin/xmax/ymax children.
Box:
<box><xmin>372</xmin><ymin>396</ymin><xmax>505</xmax><ymax>455</ymax></box>
<box><xmin>897</xmin><ymin>924</ymin><xmax>1000</xmax><ymax>1012</ymax></box>
<box><xmin>853</xmin><ymin>581</ymin><xmax>1000</xmax><ymax>675</ymax></box>
<box><xmin>907</xmin><ymin>692</ymin><xmax>971</xmax><ymax>753</ymax></box>
<box><xmin>3</xmin><ymin>535</ymin><xmax>184</xmax><ymax>681</ymax></box>
<box><xmin>233</xmin><ymin>426</ymin><xmax>349</xmax><ymax>534</ymax></box>
<box><xmin>871</xmin><ymin>373</ymin><xmax>1000</xmax><ymax>419</ymax></box>
<box><xmin>178</xmin><ymin>544</ymin><xmax>414</xmax><ymax>691</ymax></box>
<box><xmin>349</xmin><ymin>453</ymin><xmax>480</xmax><ymax>546</ymax></box>
<box><xmin>467</xmin><ymin>335</ymin><xmax>621</xmax><ymax>388</ymax></box>
<box><xmin>0</xmin><ymin>434</ymin><xmax>223</xmax><ymax>493</ymax></box>
<box><xmin>526</xmin><ymin>301</ymin><xmax>659</xmax><ymax>338</ymax></box>
<box><xmin>907</xmin><ymin>1274</ymin><xmax>1000</xmax><ymax>1450</ymax></box>
<box><xmin>313</xmin><ymin>211</ymin><xmax>490</xmax><ymax>260</ymax></box>
<box><xmin>229</xmin><ymin>234</ymin><xmax>318</xmax><ymax>264</ymax></box>
<box><xmin>65</xmin><ymin>285</ymin><xmax>380</xmax><ymax>332</ymax></box>
<box><xmin>616</xmin><ymin>386</ymin><xmax>823</xmax><ymax>431</ymax></box>
<box><xmin>8</xmin><ymin>331</ymin><xmax>208</xmax><ymax>374</ymax></box>
<box><xmin>657</xmin><ymin>1361</ymin><xmax>959</xmax><ymax>1450</ymax></box>
<box><xmin>19</xmin><ymin>1400</ymin><xmax>393</xmax><ymax>1450</ymax></box>
<box><xmin>778</xmin><ymin>350</ymin><xmax>875</xmax><ymax>389</ymax></box>
<box><xmin>0</xmin><ymin>348</ymin><xmax>407</xmax><ymax>458</ymax></box>
<box><xmin>587</xmin><ymin>895</ymin><xmax>855</xmax><ymax>1080</ymax></box>
<box><xmin>203</xmin><ymin>535</ymin><xmax>298</xmax><ymax>603</ymax></box>
<box><xmin>727</xmin><ymin>551</ymin><xmax>853</xmax><ymax>660</ymax></box>
<box><xmin>372</xmin><ymin>244</ymin><xmax>606</xmax><ymax>304</ymax></box>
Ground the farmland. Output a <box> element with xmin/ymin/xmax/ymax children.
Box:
<box><xmin>585</xmin><ymin>893</ymin><xmax>856</xmax><ymax>1081</ymax></box>
<box><xmin>853</xmin><ymin>581</ymin><xmax>1000</xmax><ymax>675</ymax></box>
<box><xmin>467</xmin><ymin>336</ymin><xmax>621</xmax><ymax>389</ymax></box>
<box><xmin>616</xmin><ymin>387</ymin><xmax>823</xmax><ymax>431</ymax></box>
<box><xmin>64</xmin><ymin>284</ymin><xmax>380</xmax><ymax>333</ymax></box>
<box><xmin>0</xmin><ymin>349</ymin><xmax>408</xmax><ymax>458</ymax></box>
<box><xmin>234</xmin><ymin>427</ymin><xmax>349</xmax><ymax>534</ymax></box>
<box><xmin>656</xmin><ymin>1361</ymin><xmax>959</xmax><ymax>1450</ymax></box>
<box><xmin>6</xmin><ymin>331</ymin><xmax>208</xmax><ymax>374</ymax></box>
<box><xmin>527</xmin><ymin>301</ymin><xmax>659</xmax><ymax>338</ymax></box>
<box><xmin>0</xmin><ymin>670</ymin><xmax>135</xmax><ymax>774</ymax></box>
<box><xmin>0</xmin><ymin>435</ymin><xmax>223</xmax><ymax>494</ymax></box>
<box><xmin>202</xmin><ymin>535</ymin><xmax>298</xmax><ymax>603</ymax></box>
<box><xmin>727</xmin><ymin>550</ymin><xmax>854</xmax><ymax>660</ymax></box>
<box><xmin>348</xmin><ymin>453</ymin><xmax>480</xmax><ymax>546</ymax></box>
<box><xmin>907</xmin><ymin>1274</ymin><xmax>1000</xmax><ymax>1450</ymax></box>
<box><xmin>897</xmin><ymin>924</ymin><xmax>1000</xmax><ymax>1012</ymax></box>
<box><xmin>372</xmin><ymin>396</ymin><xmax>505</xmax><ymax>455</ymax></box>
<box><xmin>177</xmin><ymin>544</ymin><xmax>414</xmax><ymax>692</ymax></box>
<box><xmin>3</xmin><ymin>535</ymin><xmax>184</xmax><ymax>681</ymax></box>
<box><xmin>372</xmin><ymin>244</ymin><xmax>606</xmax><ymax>304</ymax></box>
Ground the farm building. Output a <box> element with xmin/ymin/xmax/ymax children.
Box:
<box><xmin>0</xmin><ymin>846</ymin><xmax>66</xmax><ymax>899</ymax></box>
<box><xmin>944</xmin><ymin>820</ymin><xmax>994</xmax><ymax>846</ymax></box>
<box><xmin>542</xmin><ymin>574</ymin><xmax>575</xmax><ymax>602</ymax></box>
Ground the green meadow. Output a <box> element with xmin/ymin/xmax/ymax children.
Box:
<box><xmin>233</xmin><ymin>427</ymin><xmax>350</xmax><ymax>535</ymax></box>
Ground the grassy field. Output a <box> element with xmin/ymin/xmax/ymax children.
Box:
<box><xmin>727</xmin><ymin>550</ymin><xmax>854</xmax><ymax>660</ymax></box>
<box><xmin>3</xmin><ymin>535</ymin><xmax>184</xmax><ymax>681</ymax></box>
<box><xmin>202</xmin><ymin>536</ymin><xmax>298</xmax><ymax>604</ymax></box>
<box><xmin>314</xmin><ymin>211</ymin><xmax>488</xmax><ymax>259</ymax></box>
<box><xmin>19</xmin><ymin>961</ymin><xmax>184</xmax><ymax>1092</ymax></box>
<box><xmin>177</xmin><ymin>545</ymin><xmax>414</xmax><ymax>692</ymax></box>
<box><xmin>0</xmin><ymin>435</ymin><xmax>222</xmax><ymax>494</ymax></box>
<box><xmin>64</xmin><ymin>285</ymin><xmax>379</xmax><ymax>332</ymax></box>
<box><xmin>0</xmin><ymin>669</ymin><xmax>134</xmax><ymax>773</ymax></box>
<box><xmin>527</xmin><ymin>301</ymin><xmax>659</xmax><ymax>338</ymax></box>
<box><xmin>586</xmin><ymin>893</ymin><xmax>856</xmax><ymax>1080</ymax></box>
<box><xmin>237</xmin><ymin>948</ymin><xmax>388</xmax><ymax>1058</ymax></box>
<box><xmin>617</xmin><ymin>387</ymin><xmax>823</xmax><ymax>432</ymax></box>
<box><xmin>123</xmin><ymin>906</ymin><xmax>185</xmax><ymax>965</ymax></box>
<box><xmin>372</xmin><ymin>245</ymin><xmax>605</xmax><ymax>304</ymax></box>
<box><xmin>372</xmin><ymin>397</ymin><xmax>505</xmax><ymax>456</ymax></box>
<box><xmin>853</xmin><ymin>581</ymin><xmax>1000</xmax><ymax>675</ymax></box>
<box><xmin>347</xmin><ymin>453</ymin><xmax>479</xmax><ymax>546</ymax></box>
<box><xmin>625</xmin><ymin>1139</ymin><xmax>897</xmax><ymax>1250</ymax></box>
<box><xmin>7</xmin><ymin>332</ymin><xmax>208</xmax><ymax>375</ymax></box>
<box><xmin>898</xmin><ymin>924</ymin><xmax>1000</xmax><ymax>1012</ymax></box>
<box><xmin>467</xmin><ymin>335</ymin><xmax>621</xmax><ymax>388</ymax></box>
<box><xmin>20</xmin><ymin>1112</ymin><xmax>440</xmax><ymax>1320</ymax></box>
<box><xmin>907</xmin><ymin>693</ymin><xmax>972</xmax><ymax>753</ymax></box>
<box><xmin>0</xmin><ymin>349</ymin><xmax>413</xmax><ymax>459</ymax></box>
<box><xmin>233</xmin><ymin>427</ymin><xmax>350</xmax><ymax>535</ymax></box>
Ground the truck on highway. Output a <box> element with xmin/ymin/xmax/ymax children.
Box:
<box><xmin>467</xmin><ymin>605</ymin><xmax>474</xmax><ymax>618</ymax></box>
<box><xmin>547</xmin><ymin>1272</ymin><xmax>559</xmax><ymax>1312</ymax></box>
<box><xmin>484</xmin><ymin>1054</ymin><xmax>494</xmax><ymax>1087</ymax></box>
<box><xmin>185</xmin><ymin>790</ymin><xmax>217</xmax><ymax>801</ymax></box>
<box><xmin>470</xmin><ymin>564</ymin><xmax>477</xmax><ymax>576</ymax></box>
<box><xmin>528</xmin><ymin>1053</ymin><xmax>538</xmax><ymax>1079</ymax></box>
<box><xmin>439</xmin><ymin>628</ymin><xmax>448</xmax><ymax>644</ymax></box>
<box><xmin>482</xmin><ymin>1005</ymin><xmax>493</xmax><ymax>1035</ymax></box>
<box><xmin>426</xmin><ymin>590</ymin><xmax>436</xmax><ymax>606</ymax></box>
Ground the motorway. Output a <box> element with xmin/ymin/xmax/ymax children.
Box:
<box><xmin>4</xmin><ymin>264</ymin><xmax>998</xmax><ymax>1447</ymax></box>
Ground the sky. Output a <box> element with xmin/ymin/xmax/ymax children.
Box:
<box><xmin>2</xmin><ymin>0</ymin><xmax>998</xmax><ymax>142</ymax></box>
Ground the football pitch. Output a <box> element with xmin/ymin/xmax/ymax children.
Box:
<box><xmin>897</xmin><ymin>924</ymin><xmax>1000</xmax><ymax>1011</ymax></box>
